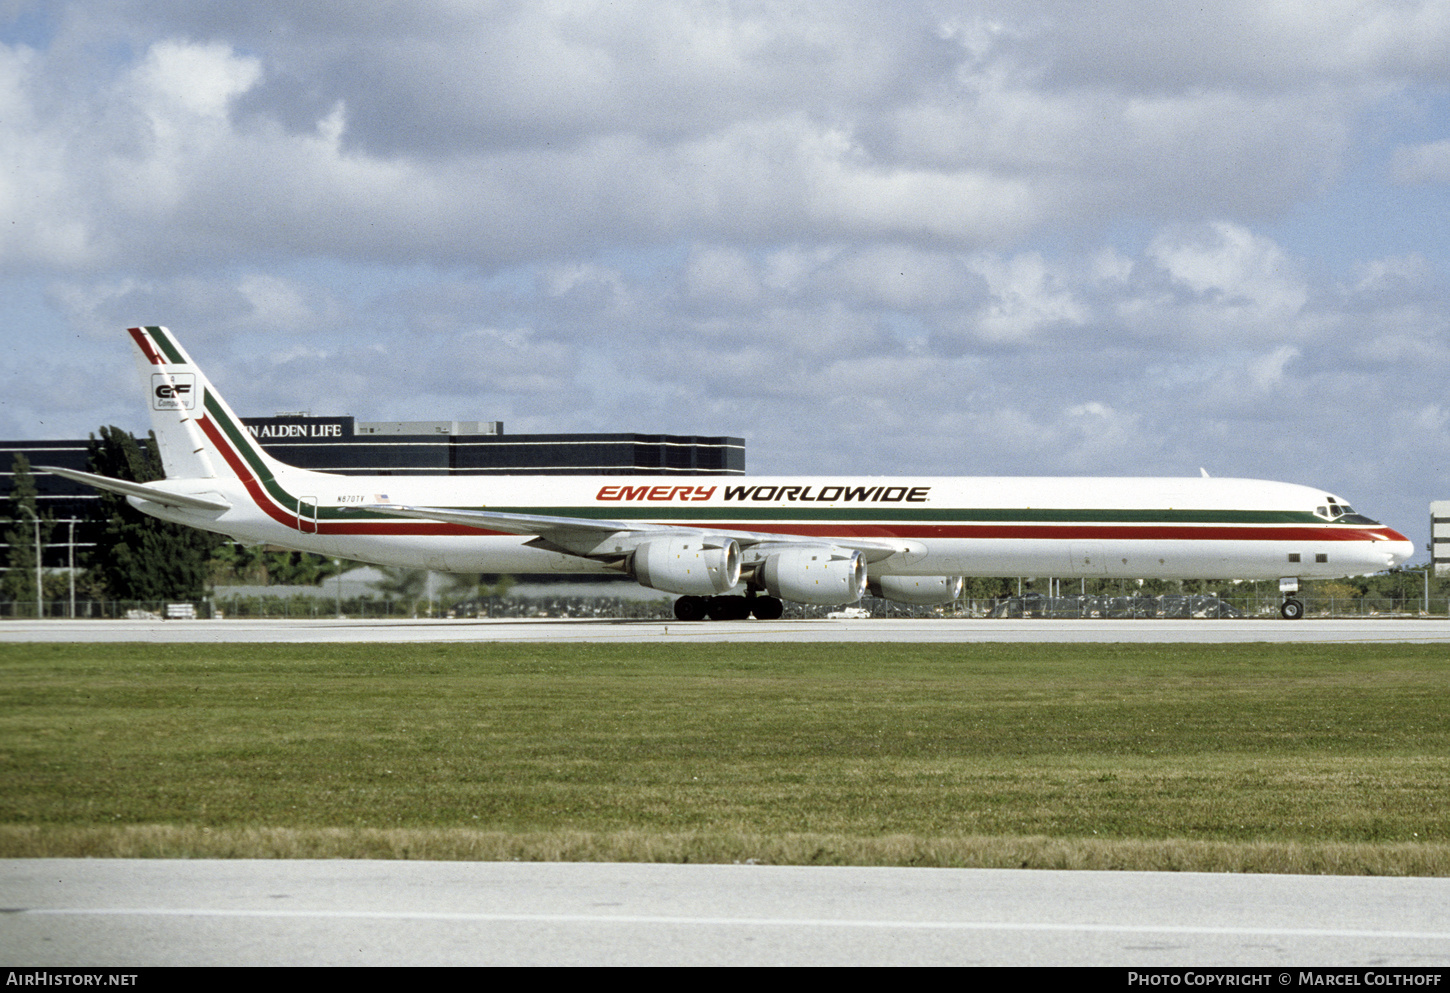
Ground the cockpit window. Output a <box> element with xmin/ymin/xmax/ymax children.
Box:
<box><xmin>1315</xmin><ymin>502</ymin><xmax>1377</xmax><ymax>524</ymax></box>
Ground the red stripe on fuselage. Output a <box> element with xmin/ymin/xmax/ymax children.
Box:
<box><xmin>128</xmin><ymin>327</ymin><xmax>165</xmax><ymax>365</ymax></box>
<box><xmin>660</xmin><ymin>522</ymin><xmax>1403</xmax><ymax>543</ymax></box>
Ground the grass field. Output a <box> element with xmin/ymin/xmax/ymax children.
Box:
<box><xmin>2</xmin><ymin>641</ymin><xmax>1447</xmax><ymax>873</ymax></box>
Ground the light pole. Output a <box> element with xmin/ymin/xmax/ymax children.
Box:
<box><xmin>64</xmin><ymin>518</ymin><xmax>76</xmax><ymax>618</ymax></box>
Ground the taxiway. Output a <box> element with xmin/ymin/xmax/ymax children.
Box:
<box><xmin>3</xmin><ymin>616</ymin><xmax>1449</xmax><ymax>643</ymax></box>
<box><xmin>4</xmin><ymin>859</ymin><xmax>1448</xmax><ymax>967</ymax></box>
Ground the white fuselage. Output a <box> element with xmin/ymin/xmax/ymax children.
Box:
<box><xmin>138</xmin><ymin>467</ymin><xmax>1414</xmax><ymax>582</ymax></box>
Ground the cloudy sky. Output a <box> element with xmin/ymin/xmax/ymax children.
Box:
<box><xmin>2</xmin><ymin>1</ymin><xmax>1449</xmax><ymax>559</ymax></box>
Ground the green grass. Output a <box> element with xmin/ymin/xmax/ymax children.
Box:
<box><xmin>2</xmin><ymin>642</ymin><xmax>1448</xmax><ymax>872</ymax></box>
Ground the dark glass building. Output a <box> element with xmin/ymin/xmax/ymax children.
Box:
<box><xmin>239</xmin><ymin>416</ymin><xmax>745</xmax><ymax>476</ymax></box>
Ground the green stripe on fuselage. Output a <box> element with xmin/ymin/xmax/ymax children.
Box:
<box><xmin>311</xmin><ymin>503</ymin><xmax>1323</xmax><ymax>525</ymax></box>
<box><xmin>531</xmin><ymin>506</ymin><xmax>1320</xmax><ymax>524</ymax></box>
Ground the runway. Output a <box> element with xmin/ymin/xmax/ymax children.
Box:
<box><xmin>3</xmin><ymin>616</ymin><xmax>1450</xmax><ymax>643</ymax></box>
<box><xmin>4</xmin><ymin>859</ymin><xmax>1449</xmax><ymax>966</ymax></box>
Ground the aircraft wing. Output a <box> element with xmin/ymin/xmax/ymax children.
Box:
<box><xmin>365</xmin><ymin>503</ymin><xmax>904</xmax><ymax>561</ymax></box>
<box><xmin>366</xmin><ymin>504</ymin><xmax>661</xmax><ymax>536</ymax></box>
<box><xmin>39</xmin><ymin>466</ymin><xmax>232</xmax><ymax>513</ymax></box>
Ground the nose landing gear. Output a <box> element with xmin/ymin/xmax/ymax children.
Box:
<box><xmin>1279</xmin><ymin>577</ymin><xmax>1304</xmax><ymax>620</ymax></box>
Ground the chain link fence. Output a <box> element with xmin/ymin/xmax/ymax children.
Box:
<box><xmin>2</xmin><ymin>593</ymin><xmax>1446</xmax><ymax>620</ymax></box>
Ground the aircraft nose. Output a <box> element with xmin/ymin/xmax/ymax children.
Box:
<box><xmin>1380</xmin><ymin>529</ymin><xmax>1416</xmax><ymax>569</ymax></box>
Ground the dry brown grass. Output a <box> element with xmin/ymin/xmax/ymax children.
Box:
<box><xmin>3</xmin><ymin>824</ymin><xmax>1447</xmax><ymax>875</ymax></box>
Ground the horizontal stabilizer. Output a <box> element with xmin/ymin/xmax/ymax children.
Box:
<box><xmin>40</xmin><ymin>466</ymin><xmax>231</xmax><ymax>512</ymax></box>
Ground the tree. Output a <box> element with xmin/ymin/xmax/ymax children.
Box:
<box><xmin>960</xmin><ymin>576</ymin><xmax>1014</xmax><ymax>601</ymax></box>
<box><xmin>84</xmin><ymin>426</ymin><xmax>222</xmax><ymax>601</ymax></box>
<box><xmin>373</xmin><ymin>566</ymin><xmax>429</xmax><ymax>615</ymax></box>
<box><xmin>208</xmin><ymin>543</ymin><xmax>356</xmax><ymax>588</ymax></box>
<box><xmin>208</xmin><ymin>542</ymin><xmax>269</xmax><ymax>585</ymax></box>
<box><xmin>3</xmin><ymin>454</ymin><xmax>50</xmax><ymax>613</ymax></box>
<box><xmin>442</xmin><ymin>572</ymin><xmax>515</xmax><ymax>601</ymax></box>
<box><xmin>261</xmin><ymin>549</ymin><xmax>351</xmax><ymax>586</ymax></box>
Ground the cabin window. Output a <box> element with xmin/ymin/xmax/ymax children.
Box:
<box><xmin>1288</xmin><ymin>553</ymin><xmax>1301</xmax><ymax>563</ymax></box>
<box><xmin>1316</xmin><ymin>553</ymin><xmax>1328</xmax><ymax>563</ymax></box>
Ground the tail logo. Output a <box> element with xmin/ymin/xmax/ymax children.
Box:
<box><xmin>152</xmin><ymin>374</ymin><xmax>197</xmax><ymax>410</ymax></box>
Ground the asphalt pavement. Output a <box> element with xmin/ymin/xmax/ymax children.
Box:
<box><xmin>5</xmin><ymin>859</ymin><xmax>1449</xmax><ymax>967</ymax></box>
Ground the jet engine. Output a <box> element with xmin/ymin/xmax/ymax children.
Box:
<box><xmin>868</xmin><ymin>575</ymin><xmax>964</xmax><ymax>605</ymax></box>
<box><xmin>631</xmin><ymin>536</ymin><xmax>742</xmax><ymax>596</ymax></box>
<box><xmin>760</xmin><ymin>546</ymin><xmax>867</xmax><ymax>605</ymax></box>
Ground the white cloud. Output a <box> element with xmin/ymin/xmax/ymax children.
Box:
<box><xmin>1412</xmin><ymin>403</ymin><xmax>1450</xmax><ymax>434</ymax></box>
<box><xmin>452</xmin><ymin>326</ymin><xmax>577</xmax><ymax>398</ymax></box>
<box><xmin>234</xmin><ymin>274</ymin><xmax>325</xmax><ymax>332</ymax></box>
<box><xmin>132</xmin><ymin>39</ymin><xmax>261</xmax><ymax>120</ymax></box>
<box><xmin>1247</xmin><ymin>344</ymin><xmax>1301</xmax><ymax>389</ymax></box>
<box><xmin>1010</xmin><ymin>1</ymin><xmax>1450</xmax><ymax>88</ymax></box>
<box><xmin>1350</xmin><ymin>254</ymin><xmax>1438</xmax><ymax>295</ymax></box>
<box><xmin>966</xmin><ymin>252</ymin><xmax>1088</xmax><ymax>344</ymax></box>
<box><xmin>1392</xmin><ymin>139</ymin><xmax>1450</xmax><ymax>184</ymax></box>
<box><xmin>0</xmin><ymin>43</ymin><xmax>95</xmax><ymax>267</ymax></box>
<box><xmin>1150</xmin><ymin>224</ymin><xmax>1301</xmax><ymax>302</ymax></box>
<box><xmin>1143</xmin><ymin>223</ymin><xmax>1309</xmax><ymax>342</ymax></box>
<box><xmin>684</xmin><ymin>245</ymin><xmax>761</xmax><ymax>306</ymax></box>
<box><xmin>1091</xmin><ymin>248</ymin><xmax>1135</xmax><ymax>285</ymax></box>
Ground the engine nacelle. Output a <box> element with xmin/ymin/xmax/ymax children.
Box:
<box><xmin>760</xmin><ymin>546</ymin><xmax>867</xmax><ymax>605</ymax></box>
<box><xmin>632</xmin><ymin>537</ymin><xmax>741</xmax><ymax>596</ymax></box>
<box><xmin>868</xmin><ymin>575</ymin><xmax>964</xmax><ymax>605</ymax></box>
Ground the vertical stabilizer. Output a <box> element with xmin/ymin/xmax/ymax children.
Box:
<box><xmin>126</xmin><ymin>326</ymin><xmax>288</xmax><ymax>484</ymax></box>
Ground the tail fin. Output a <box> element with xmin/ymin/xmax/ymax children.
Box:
<box><xmin>127</xmin><ymin>326</ymin><xmax>290</xmax><ymax>485</ymax></box>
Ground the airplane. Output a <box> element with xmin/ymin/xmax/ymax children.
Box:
<box><xmin>44</xmin><ymin>326</ymin><xmax>1415</xmax><ymax>621</ymax></box>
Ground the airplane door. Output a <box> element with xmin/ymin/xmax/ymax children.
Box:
<box><xmin>299</xmin><ymin>496</ymin><xmax>319</xmax><ymax>535</ymax></box>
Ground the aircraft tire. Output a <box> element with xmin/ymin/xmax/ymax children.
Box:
<box><xmin>750</xmin><ymin>596</ymin><xmax>784</xmax><ymax>620</ymax></box>
<box><xmin>1280</xmin><ymin>598</ymin><xmax>1304</xmax><ymax>620</ymax></box>
<box><xmin>673</xmin><ymin>596</ymin><xmax>708</xmax><ymax>621</ymax></box>
<box><xmin>706</xmin><ymin>595</ymin><xmax>751</xmax><ymax>620</ymax></box>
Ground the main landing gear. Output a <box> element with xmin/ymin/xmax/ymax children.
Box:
<box><xmin>673</xmin><ymin>592</ymin><xmax>784</xmax><ymax>621</ymax></box>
